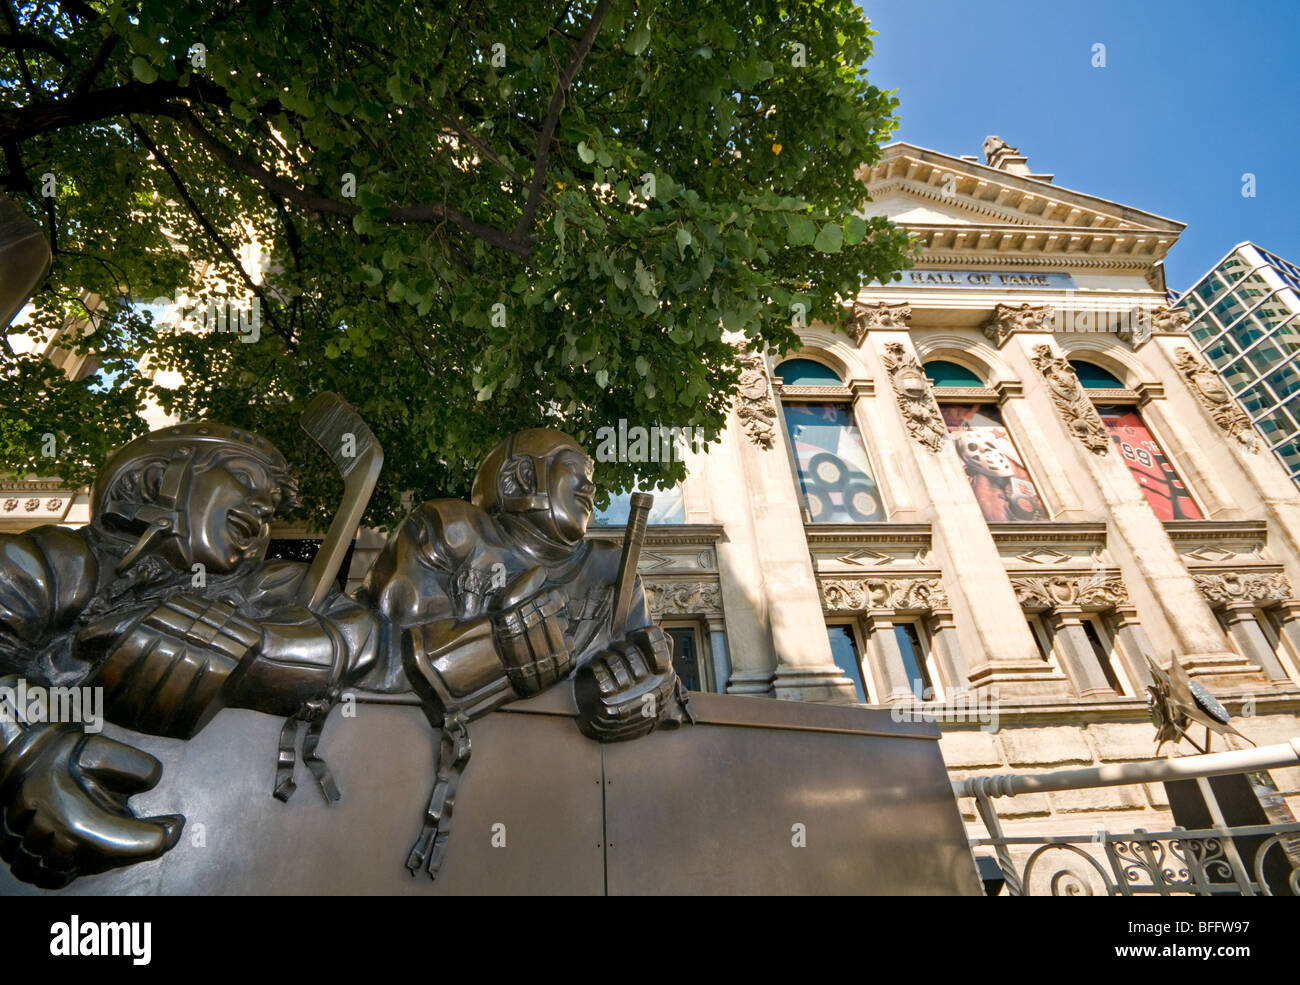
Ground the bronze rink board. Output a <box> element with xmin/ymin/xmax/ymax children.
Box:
<box><xmin>0</xmin><ymin>690</ymin><xmax>981</xmax><ymax>896</ymax></box>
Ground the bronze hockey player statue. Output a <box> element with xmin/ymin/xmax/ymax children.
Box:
<box><xmin>0</xmin><ymin>416</ymin><xmax>689</xmax><ymax>888</ymax></box>
<box><xmin>0</xmin><ymin>417</ymin><xmax>382</xmax><ymax>888</ymax></box>
<box><xmin>362</xmin><ymin>428</ymin><xmax>691</xmax><ymax>877</ymax></box>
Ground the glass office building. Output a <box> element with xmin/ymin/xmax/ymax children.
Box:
<box><xmin>1174</xmin><ymin>243</ymin><xmax>1300</xmax><ymax>487</ymax></box>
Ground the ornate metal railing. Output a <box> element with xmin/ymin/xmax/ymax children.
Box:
<box><xmin>954</xmin><ymin>739</ymin><xmax>1300</xmax><ymax>896</ymax></box>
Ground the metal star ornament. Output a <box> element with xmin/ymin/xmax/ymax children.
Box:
<box><xmin>1145</xmin><ymin>652</ymin><xmax>1254</xmax><ymax>755</ymax></box>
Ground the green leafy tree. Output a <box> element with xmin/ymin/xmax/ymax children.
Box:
<box><xmin>1</xmin><ymin>0</ymin><xmax>912</xmax><ymax>527</ymax></box>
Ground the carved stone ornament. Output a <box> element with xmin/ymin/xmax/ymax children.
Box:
<box><xmin>1174</xmin><ymin>348</ymin><xmax>1258</xmax><ymax>452</ymax></box>
<box><xmin>1194</xmin><ymin>572</ymin><xmax>1292</xmax><ymax>607</ymax></box>
<box><xmin>1010</xmin><ymin>574</ymin><xmax>1129</xmax><ymax>612</ymax></box>
<box><xmin>645</xmin><ymin>580</ymin><xmax>723</xmax><ymax>617</ymax></box>
<box><xmin>1030</xmin><ymin>345</ymin><xmax>1111</xmax><ymax>455</ymax></box>
<box><xmin>819</xmin><ymin>577</ymin><xmax>948</xmax><ymax>614</ymax></box>
<box><xmin>1151</xmin><ymin>306</ymin><xmax>1190</xmax><ymax>333</ymax></box>
<box><xmin>981</xmin><ymin>303</ymin><xmax>1054</xmax><ymax>348</ymax></box>
<box><xmin>881</xmin><ymin>341</ymin><xmax>948</xmax><ymax>453</ymax></box>
<box><xmin>736</xmin><ymin>353</ymin><xmax>779</xmax><ymax>449</ymax></box>
<box><xmin>851</xmin><ymin>300</ymin><xmax>911</xmax><ymax>344</ymax></box>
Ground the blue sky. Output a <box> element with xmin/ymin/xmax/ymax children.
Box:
<box><xmin>858</xmin><ymin>0</ymin><xmax>1300</xmax><ymax>290</ymax></box>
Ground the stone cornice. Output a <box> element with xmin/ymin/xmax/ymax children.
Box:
<box><xmin>587</xmin><ymin>523</ymin><xmax>724</xmax><ymax>547</ymax></box>
<box><xmin>930</xmin><ymin>385</ymin><xmax>998</xmax><ymax>403</ymax></box>
<box><xmin>987</xmin><ymin>521</ymin><xmax>1108</xmax><ymax>549</ymax></box>
<box><xmin>903</xmin><ymin>224</ymin><xmax>1177</xmax><ymax>264</ymax></box>
<box><xmin>775</xmin><ymin>383</ymin><xmax>853</xmax><ymax>401</ymax></box>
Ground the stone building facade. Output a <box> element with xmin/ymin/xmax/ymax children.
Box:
<box><xmin>579</xmin><ymin>138</ymin><xmax>1300</xmax><ymax>843</ymax></box>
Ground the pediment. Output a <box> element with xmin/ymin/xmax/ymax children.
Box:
<box><xmin>860</xmin><ymin>143</ymin><xmax>1184</xmax><ymax>236</ymax></box>
<box><xmin>858</xmin><ymin>143</ymin><xmax>1185</xmax><ymax>266</ymax></box>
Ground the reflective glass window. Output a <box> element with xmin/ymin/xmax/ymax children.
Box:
<box><xmin>826</xmin><ymin>625</ymin><xmax>867</xmax><ymax>703</ymax></box>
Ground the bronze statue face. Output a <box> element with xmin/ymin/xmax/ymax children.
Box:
<box><xmin>545</xmin><ymin>448</ymin><xmax>597</xmax><ymax>544</ymax></box>
<box><xmin>181</xmin><ymin>453</ymin><xmax>280</xmax><ymax>572</ymax></box>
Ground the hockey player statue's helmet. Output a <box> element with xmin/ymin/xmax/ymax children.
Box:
<box><xmin>471</xmin><ymin>428</ymin><xmax>596</xmax><ymax>544</ymax></box>
<box><xmin>91</xmin><ymin>422</ymin><xmax>299</xmax><ymax>573</ymax></box>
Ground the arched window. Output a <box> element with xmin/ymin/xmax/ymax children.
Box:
<box><xmin>775</xmin><ymin>358</ymin><xmax>843</xmax><ymax>386</ymax></box>
<box><xmin>1068</xmin><ymin>359</ymin><xmax>1125</xmax><ymax>389</ymax></box>
<box><xmin>923</xmin><ymin>360</ymin><xmax>983</xmax><ymax>387</ymax></box>
<box><xmin>775</xmin><ymin>358</ymin><xmax>884</xmax><ymax>523</ymax></box>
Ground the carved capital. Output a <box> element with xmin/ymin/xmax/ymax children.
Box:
<box><xmin>881</xmin><ymin>341</ymin><xmax>948</xmax><ymax>453</ymax></box>
<box><xmin>1174</xmin><ymin>348</ymin><xmax>1259</xmax><ymax>452</ymax></box>
<box><xmin>1010</xmin><ymin>574</ymin><xmax>1129</xmax><ymax>612</ymax></box>
<box><xmin>1194</xmin><ymin>572</ymin><xmax>1291</xmax><ymax>608</ymax></box>
<box><xmin>851</xmin><ymin>300</ymin><xmax>911</xmax><ymax>344</ymax></box>
<box><xmin>645</xmin><ymin>580</ymin><xmax>724</xmax><ymax>617</ymax></box>
<box><xmin>735</xmin><ymin>353</ymin><xmax>779</xmax><ymax>449</ymax></box>
<box><xmin>820</xmin><ymin>576</ymin><xmax>948</xmax><ymax>614</ymax></box>
<box><xmin>981</xmin><ymin>303</ymin><xmax>1054</xmax><ymax>348</ymax></box>
<box><xmin>1029</xmin><ymin>344</ymin><xmax>1110</xmax><ymax>455</ymax></box>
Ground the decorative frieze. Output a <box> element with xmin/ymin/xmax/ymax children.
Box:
<box><xmin>1174</xmin><ymin>348</ymin><xmax>1258</xmax><ymax>451</ymax></box>
<box><xmin>1010</xmin><ymin>574</ymin><xmax>1129</xmax><ymax>612</ymax></box>
<box><xmin>851</xmin><ymin>300</ymin><xmax>911</xmax><ymax>344</ymax></box>
<box><xmin>1030</xmin><ymin>345</ymin><xmax>1111</xmax><ymax>455</ymax></box>
<box><xmin>881</xmin><ymin>341</ymin><xmax>948</xmax><ymax>453</ymax></box>
<box><xmin>644</xmin><ymin>580</ymin><xmax>723</xmax><ymax>617</ymax></box>
<box><xmin>981</xmin><ymin>303</ymin><xmax>1054</xmax><ymax>348</ymax></box>
<box><xmin>1194</xmin><ymin>572</ymin><xmax>1291</xmax><ymax>607</ymax></box>
<box><xmin>819</xmin><ymin>577</ymin><xmax>948</xmax><ymax>614</ymax></box>
<box><xmin>735</xmin><ymin>353</ymin><xmax>778</xmax><ymax>449</ymax></box>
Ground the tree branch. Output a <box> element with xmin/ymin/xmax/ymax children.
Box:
<box><xmin>0</xmin><ymin>31</ymin><xmax>73</xmax><ymax>66</ymax></box>
<box><xmin>130</xmin><ymin>121</ymin><xmax>298</xmax><ymax>354</ymax></box>
<box><xmin>513</xmin><ymin>0</ymin><xmax>612</xmax><ymax>240</ymax></box>
<box><xmin>0</xmin><ymin>1</ymin><xmax>37</xmax><ymax>93</ymax></box>
<box><xmin>72</xmin><ymin>31</ymin><xmax>118</xmax><ymax>95</ymax></box>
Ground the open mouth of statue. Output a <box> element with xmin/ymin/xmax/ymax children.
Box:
<box><xmin>226</xmin><ymin>509</ymin><xmax>265</xmax><ymax>547</ymax></box>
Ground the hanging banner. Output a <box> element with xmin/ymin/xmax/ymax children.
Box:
<box><xmin>782</xmin><ymin>403</ymin><xmax>885</xmax><ymax>523</ymax></box>
<box><xmin>941</xmin><ymin>404</ymin><xmax>1049</xmax><ymax>522</ymax></box>
<box><xmin>1098</xmin><ymin>407</ymin><xmax>1204</xmax><ymax>520</ymax></box>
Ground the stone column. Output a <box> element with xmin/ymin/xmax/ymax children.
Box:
<box><xmin>862</xmin><ymin>331</ymin><xmax>1073</xmax><ymax>700</ymax></box>
<box><xmin>707</xmin><ymin>617</ymin><xmax>732</xmax><ymax>695</ymax></box>
<box><xmin>1112</xmin><ymin>604</ymin><xmax>1155</xmax><ymax>690</ymax></box>
<box><xmin>1045</xmin><ymin>606</ymin><xmax>1116</xmax><ymax>698</ymax></box>
<box><xmin>1154</xmin><ymin>338</ymin><xmax>1300</xmax><ymax>571</ymax></box>
<box><xmin>1272</xmin><ymin>602</ymin><xmax>1300</xmax><ymax>682</ymax></box>
<box><xmin>704</xmin><ymin>399</ymin><xmax>778</xmax><ymax>697</ymax></box>
<box><xmin>927</xmin><ymin>608</ymin><xmax>970</xmax><ymax>694</ymax></box>
<box><xmin>726</xmin><ymin>354</ymin><xmax>856</xmax><ymax>703</ymax></box>
<box><xmin>1219</xmin><ymin>602</ymin><xmax>1291</xmax><ymax>685</ymax></box>
<box><xmin>864</xmin><ymin>610</ymin><xmax>914</xmax><ymax>702</ymax></box>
